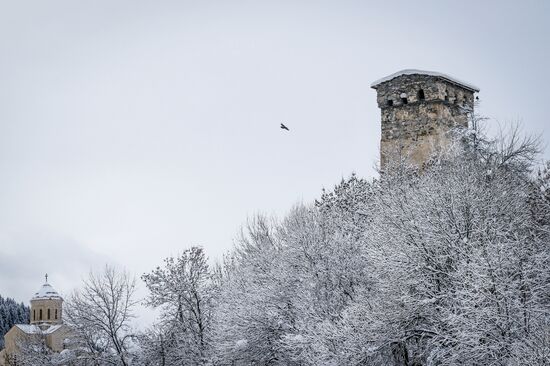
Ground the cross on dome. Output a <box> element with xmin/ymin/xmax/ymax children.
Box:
<box><xmin>30</xmin><ymin>274</ymin><xmax>64</xmax><ymax>326</ymax></box>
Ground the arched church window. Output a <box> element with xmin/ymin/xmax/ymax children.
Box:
<box><xmin>418</xmin><ymin>89</ymin><xmax>425</xmax><ymax>101</ymax></box>
<box><xmin>47</xmin><ymin>308</ymin><xmax>51</xmax><ymax>320</ymax></box>
<box><xmin>33</xmin><ymin>309</ymin><xmax>35</xmax><ymax>321</ymax></box>
<box><xmin>55</xmin><ymin>309</ymin><xmax>58</xmax><ymax>320</ymax></box>
<box><xmin>39</xmin><ymin>309</ymin><xmax>42</xmax><ymax>320</ymax></box>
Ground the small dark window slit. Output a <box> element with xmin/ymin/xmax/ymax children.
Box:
<box><xmin>401</xmin><ymin>97</ymin><xmax>408</xmax><ymax>104</ymax></box>
<box><xmin>418</xmin><ymin>89</ymin><xmax>425</xmax><ymax>101</ymax></box>
<box><xmin>387</xmin><ymin>99</ymin><xmax>393</xmax><ymax>106</ymax></box>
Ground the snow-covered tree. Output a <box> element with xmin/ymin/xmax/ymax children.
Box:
<box><xmin>135</xmin><ymin>117</ymin><xmax>548</xmax><ymax>365</ymax></box>
<box><xmin>213</xmin><ymin>198</ymin><xmax>373</xmax><ymax>365</ymax></box>
<box><xmin>209</xmin><ymin>123</ymin><xmax>549</xmax><ymax>365</ymax></box>
<box><xmin>142</xmin><ymin>246</ymin><xmax>215</xmax><ymax>365</ymax></box>
<box><xmin>133</xmin><ymin>325</ymin><xmax>170</xmax><ymax>366</ymax></box>
<box><xmin>65</xmin><ymin>265</ymin><xmax>138</xmax><ymax>366</ymax></box>
<box><xmin>212</xmin><ymin>215</ymin><xmax>293</xmax><ymax>365</ymax></box>
<box><xmin>325</xmin><ymin>129</ymin><xmax>550</xmax><ymax>365</ymax></box>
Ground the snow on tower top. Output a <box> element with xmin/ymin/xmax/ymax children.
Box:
<box><xmin>370</xmin><ymin>69</ymin><xmax>480</xmax><ymax>92</ymax></box>
<box><xmin>32</xmin><ymin>282</ymin><xmax>62</xmax><ymax>300</ymax></box>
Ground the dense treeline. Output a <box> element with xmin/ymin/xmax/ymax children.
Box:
<box><xmin>0</xmin><ymin>295</ymin><xmax>29</xmax><ymax>349</ymax></box>
<box><xmin>132</xmin><ymin>126</ymin><xmax>550</xmax><ymax>365</ymax></box>
<box><xmin>21</xmin><ymin>124</ymin><xmax>550</xmax><ymax>365</ymax></box>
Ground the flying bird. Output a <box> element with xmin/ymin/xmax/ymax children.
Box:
<box><xmin>280</xmin><ymin>123</ymin><xmax>290</xmax><ymax>131</ymax></box>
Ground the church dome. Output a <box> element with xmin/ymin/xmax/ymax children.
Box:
<box><xmin>32</xmin><ymin>282</ymin><xmax>62</xmax><ymax>300</ymax></box>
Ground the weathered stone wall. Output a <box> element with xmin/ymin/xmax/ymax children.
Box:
<box><xmin>373</xmin><ymin>74</ymin><xmax>475</xmax><ymax>168</ymax></box>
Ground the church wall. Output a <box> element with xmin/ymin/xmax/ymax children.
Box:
<box><xmin>0</xmin><ymin>281</ymin><xmax>68</xmax><ymax>365</ymax></box>
<box><xmin>45</xmin><ymin>326</ymin><xmax>71</xmax><ymax>352</ymax></box>
<box><xmin>2</xmin><ymin>327</ymin><xmax>23</xmax><ymax>357</ymax></box>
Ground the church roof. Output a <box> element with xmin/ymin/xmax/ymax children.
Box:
<box><xmin>32</xmin><ymin>283</ymin><xmax>62</xmax><ymax>301</ymax></box>
<box><xmin>370</xmin><ymin>69</ymin><xmax>480</xmax><ymax>92</ymax></box>
<box><xmin>15</xmin><ymin>324</ymin><xmax>65</xmax><ymax>334</ymax></box>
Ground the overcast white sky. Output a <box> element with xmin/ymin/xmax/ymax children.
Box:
<box><xmin>1</xmin><ymin>0</ymin><xmax>549</xmax><ymax>323</ymax></box>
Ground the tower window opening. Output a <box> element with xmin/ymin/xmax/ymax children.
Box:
<box><xmin>39</xmin><ymin>309</ymin><xmax>42</xmax><ymax>320</ymax></box>
<box><xmin>401</xmin><ymin>97</ymin><xmax>408</xmax><ymax>104</ymax></box>
<box><xmin>386</xmin><ymin>99</ymin><xmax>393</xmax><ymax>107</ymax></box>
<box><xmin>418</xmin><ymin>89</ymin><xmax>425</xmax><ymax>101</ymax></box>
<box><xmin>47</xmin><ymin>308</ymin><xmax>51</xmax><ymax>320</ymax></box>
<box><xmin>55</xmin><ymin>309</ymin><xmax>58</xmax><ymax>320</ymax></box>
<box><xmin>33</xmin><ymin>309</ymin><xmax>36</xmax><ymax>321</ymax></box>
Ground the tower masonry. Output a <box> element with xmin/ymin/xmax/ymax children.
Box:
<box><xmin>371</xmin><ymin>69</ymin><xmax>479</xmax><ymax>169</ymax></box>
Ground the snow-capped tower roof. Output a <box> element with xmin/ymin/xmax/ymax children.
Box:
<box><xmin>32</xmin><ymin>275</ymin><xmax>63</xmax><ymax>301</ymax></box>
<box><xmin>370</xmin><ymin>69</ymin><xmax>480</xmax><ymax>92</ymax></box>
<box><xmin>30</xmin><ymin>275</ymin><xmax>64</xmax><ymax>326</ymax></box>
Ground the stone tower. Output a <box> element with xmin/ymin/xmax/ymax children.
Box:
<box><xmin>30</xmin><ymin>275</ymin><xmax>63</xmax><ymax>328</ymax></box>
<box><xmin>371</xmin><ymin>69</ymin><xmax>479</xmax><ymax>169</ymax></box>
